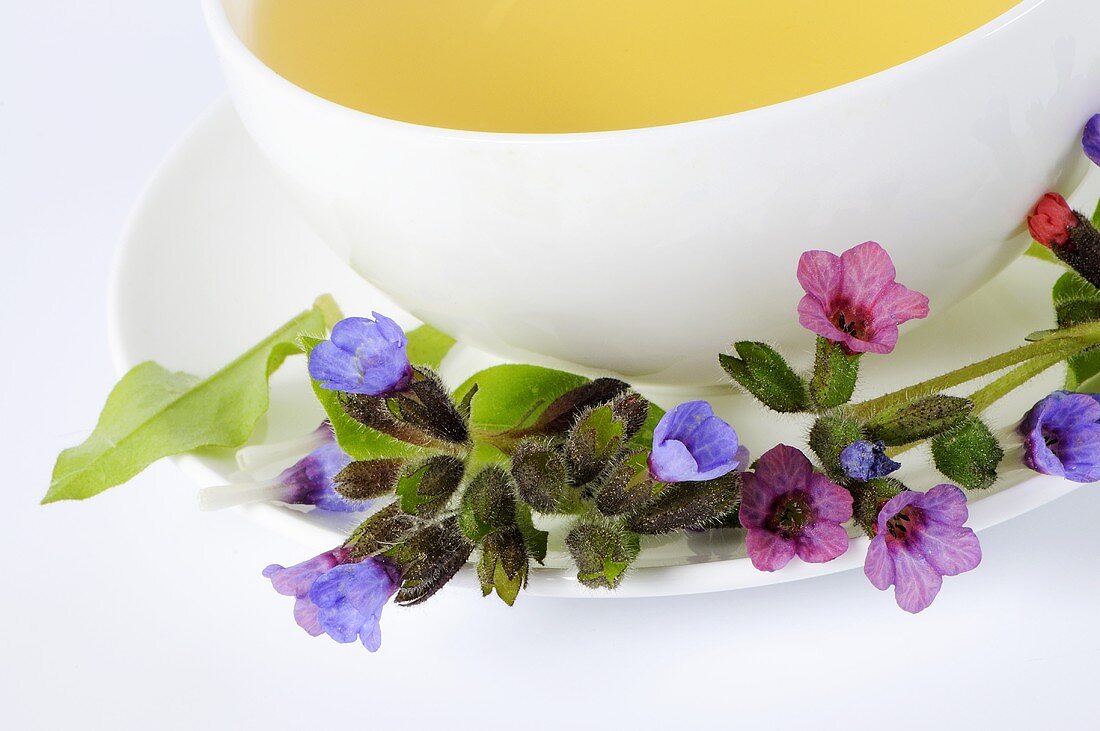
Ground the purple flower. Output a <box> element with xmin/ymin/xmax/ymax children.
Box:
<box><xmin>308</xmin><ymin>313</ymin><xmax>412</xmax><ymax>395</ymax></box>
<box><xmin>199</xmin><ymin>424</ymin><xmax>366</xmax><ymax>513</ymax></box>
<box><xmin>308</xmin><ymin>557</ymin><xmax>403</xmax><ymax>651</ymax></box>
<box><xmin>263</xmin><ymin>547</ymin><xmax>350</xmax><ymax>636</ymax></box>
<box><xmin>739</xmin><ymin>444</ymin><xmax>853</xmax><ymax>571</ymax></box>
<box><xmin>864</xmin><ymin>484</ymin><xmax>981</xmax><ymax>613</ymax></box>
<box><xmin>1018</xmin><ymin>390</ymin><xmax>1100</xmax><ymax>482</ymax></box>
<box><xmin>1084</xmin><ymin>114</ymin><xmax>1100</xmax><ymax>167</ymax></box>
<box><xmin>647</xmin><ymin>400</ymin><xmax>747</xmax><ymax>483</ymax></box>
<box><xmin>839</xmin><ymin>439</ymin><xmax>900</xmax><ymax>482</ymax></box>
<box><xmin>797</xmin><ymin>241</ymin><xmax>929</xmax><ymax>354</ymax></box>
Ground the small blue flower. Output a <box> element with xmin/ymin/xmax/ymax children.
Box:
<box><xmin>308</xmin><ymin>313</ymin><xmax>412</xmax><ymax>395</ymax></box>
<box><xmin>648</xmin><ymin>400</ymin><xmax>745</xmax><ymax>483</ymax></box>
<box><xmin>309</xmin><ymin>557</ymin><xmax>403</xmax><ymax>651</ymax></box>
<box><xmin>839</xmin><ymin>439</ymin><xmax>900</xmax><ymax>482</ymax></box>
<box><xmin>279</xmin><ymin>438</ymin><xmax>359</xmax><ymax>512</ymax></box>
<box><xmin>1019</xmin><ymin>390</ymin><xmax>1100</xmax><ymax>483</ymax></box>
<box><xmin>1084</xmin><ymin>114</ymin><xmax>1100</xmax><ymax>167</ymax></box>
<box><xmin>199</xmin><ymin>423</ymin><xmax>367</xmax><ymax>513</ymax></box>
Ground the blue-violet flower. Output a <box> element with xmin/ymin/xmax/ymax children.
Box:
<box><xmin>199</xmin><ymin>424</ymin><xmax>364</xmax><ymax>512</ymax></box>
<box><xmin>308</xmin><ymin>556</ymin><xmax>403</xmax><ymax>651</ymax></box>
<box><xmin>739</xmin><ymin>444</ymin><xmax>853</xmax><ymax>571</ymax></box>
<box><xmin>648</xmin><ymin>400</ymin><xmax>747</xmax><ymax>483</ymax></box>
<box><xmin>839</xmin><ymin>439</ymin><xmax>900</xmax><ymax>482</ymax></box>
<box><xmin>263</xmin><ymin>547</ymin><xmax>351</xmax><ymax>637</ymax></box>
<box><xmin>864</xmin><ymin>484</ymin><xmax>981</xmax><ymax>613</ymax></box>
<box><xmin>1084</xmin><ymin>114</ymin><xmax>1100</xmax><ymax>167</ymax></box>
<box><xmin>308</xmin><ymin>313</ymin><xmax>413</xmax><ymax>395</ymax></box>
<box><xmin>1018</xmin><ymin>390</ymin><xmax>1100</xmax><ymax>483</ymax></box>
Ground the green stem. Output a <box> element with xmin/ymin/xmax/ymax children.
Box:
<box><xmin>849</xmin><ymin>333</ymin><xmax>1090</xmax><ymax>420</ymax></box>
<box><xmin>968</xmin><ymin>350</ymin><xmax>1071</xmax><ymax>413</ymax></box>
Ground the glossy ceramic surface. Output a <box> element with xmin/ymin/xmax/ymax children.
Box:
<box><xmin>204</xmin><ymin>0</ymin><xmax>1100</xmax><ymax>385</ymax></box>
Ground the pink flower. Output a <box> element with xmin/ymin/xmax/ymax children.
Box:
<box><xmin>796</xmin><ymin>241</ymin><xmax>929</xmax><ymax>354</ymax></box>
<box><xmin>1027</xmin><ymin>192</ymin><xmax>1078</xmax><ymax>248</ymax></box>
<box><xmin>864</xmin><ymin>485</ymin><xmax>981</xmax><ymax>613</ymax></box>
<box><xmin>739</xmin><ymin>444</ymin><xmax>854</xmax><ymax>571</ymax></box>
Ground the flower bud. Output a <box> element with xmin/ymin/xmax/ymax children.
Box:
<box><xmin>509</xmin><ymin>377</ymin><xmax>630</xmax><ymax>439</ymax></box>
<box><xmin>333</xmin><ymin>458</ymin><xmax>404</xmax><ymax>501</ymax></box>
<box><xmin>459</xmin><ymin>465</ymin><xmax>517</xmax><ymax>541</ymax></box>
<box><xmin>395</xmin><ymin>455</ymin><xmax>466</xmax><ymax>518</ymax></box>
<box><xmin>594</xmin><ymin>452</ymin><xmax>656</xmax><ymax>516</ymax></box>
<box><xmin>565</xmin><ymin>404</ymin><xmax>628</xmax><ymax>485</ymax></box>
<box><xmin>388</xmin><ymin>367</ymin><xmax>470</xmax><ymax>445</ymax></box>
<box><xmin>930</xmin><ymin>417</ymin><xmax>1004</xmax><ymax>490</ymax></box>
<box><xmin>1028</xmin><ymin>192</ymin><xmax>1078</xmax><ymax>247</ymax></box>
<box><xmin>346</xmin><ymin>502</ymin><xmax>421</xmax><ymax>560</ymax></box>
<box><xmin>390</xmin><ymin>516</ymin><xmax>473</xmax><ymax>606</ymax></box>
<box><xmin>510</xmin><ymin>438</ymin><xmax>574</xmax><ymax>513</ymax></box>
<box><xmin>852</xmin><ymin>478</ymin><xmax>905</xmax><ymax>536</ymax></box>
<box><xmin>625</xmin><ymin>472</ymin><xmax>741</xmax><ymax>534</ymax></box>
<box><xmin>808</xmin><ymin>413</ymin><xmax>866</xmax><ymax>480</ymax></box>
<box><xmin>865</xmin><ymin>395</ymin><xmax>972</xmax><ymax>446</ymax></box>
<box><xmin>477</xmin><ymin>526</ymin><xmax>529</xmax><ymax>606</ymax></box>
<box><xmin>610</xmin><ymin>392</ymin><xmax>650</xmax><ymax>441</ymax></box>
<box><xmin>565</xmin><ymin>520</ymin><xmax>641</xmax><ymax>589</ymax></box>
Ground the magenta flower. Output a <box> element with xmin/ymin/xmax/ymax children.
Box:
<box><xmin>1084</xmin><ymin>114</ymin><xmax>1100</xmax><ymax>167</ymax></box>
<box><xmin>797</xmin><ymin>241</ymin><xmax>929</xmax><ymax>354</ymax></box>
<box><xmin>263</xmin><ymin>547</ymin><xmax>351</xmax><ymax>636</ymax></box>
<box><xmin>647</xmin><ymin>400</ymin><xmax>747</xmax><ymax>483</ymax></box>
<box><xmin>738</xmin><ymin>444</ymin><xmax>853</xmax><ymax>571</ymax></box>
<box><xmin>864</xmin><ymin>484</ymin><xmax>981</xmax><ymax>613</ymax></box>
<box><xmin>1018</xmin><ymin>390</ymin><xmax>1100</xmax><ymax>483</ymax></box>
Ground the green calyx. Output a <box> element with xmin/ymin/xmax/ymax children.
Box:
<box><xmin>809</xmin><ymin>337</ymin><xmax>861</xmax><ymax>410</ymax></box>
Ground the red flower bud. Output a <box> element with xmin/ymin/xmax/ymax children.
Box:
<box><xmin>1028</xmin><ymin>192</ymin><xmax>1077</xmax><ymax>247</ymax></box>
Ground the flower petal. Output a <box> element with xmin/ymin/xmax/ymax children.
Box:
<box><xmin>752</xmin><ymin>444</ymin><xmax>813</xmax><ymax>494</ymax></box>
<box><xmin>794</xmin><ymin>521</ymin><xmax>850</xmax><ymax>563</ymax></box>
<box><xmin>648</xmin><ymin>439</ymin><xmax>700</xmax><ymax>483</ymax></box>
<box><xmin>913</xmin><ymin>484</ymin><xmax>969</xmax><ymax>526</ymax></box>
<box><xmin>864</xmin><ymin>535</ymin><xmax>894</xmax><ymax>591</ymax></box>
<box><xmin>839</xmin><ymin>241</ymin><xmax>897</xmax><ymax>307</ymax></box>
<box><xmin>796</xmin><ymin>249</ymin><xmax>842</xmax><ymax>303</ymax></box>
<box><xmin>653</xmin><ymin>400</ymin><xmax>714</xmax><ymax>444</ymax></box>
<box><xmin>891</xmin><ymin>547</ymin><xmax>943</xmax><ymax>613</ymax></box>
<box><xmin>917</xmin><ymin>522</ymin><xmax>981</xmax><ymax>577</ymax></box>
<box><xmin>737</xmin><ymin>472</ymin><xmax>771</xmax><ymax>528</ymax></box>
<box><xmin>874</xmin><ymin>490</ymin><xmax>922</xmax><ymax>535</ymax></box>
<box><xmin>307</xmin><ymin>340</ymin><xmax>364</xmax><ymax>390</ymax></box>
<box><xmin>806</xmin><ymin>473</ymin><xmax>853</xmax><ymax>523</ymax></box>
<box><xmin>797</xmin><ymin>296</ymin><xmax>849</xmax><ymax>343</ymax></box>
<box><xmin>1053</xmin><ymin>423</ymin><xmax>1100</xmax><ymax>482</ymax></box>
<box><xmin>292</xmin><ymin>596</ymin><xmax>324</xmax><ymax>636</ymax></box>
<box><xmin>745</xmin><ymin>528</ymin><xmax>796</xmax><ymax>571</ymax></box>
<box><xmin>871</xmin><ymin>281</ymin><xmax>930</xmax><ymax>326</ymax></box>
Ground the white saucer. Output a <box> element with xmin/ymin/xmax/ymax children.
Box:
<box><xmin>110</xmin><ymin>100</ymin><xmax>1091</xmax><ymax>598</ymax></box>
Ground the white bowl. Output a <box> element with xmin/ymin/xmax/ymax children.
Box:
<box><xmin>203</xmin><ymin>0</ymin><xmax>1100</xmax><ymax>385</ymax></box>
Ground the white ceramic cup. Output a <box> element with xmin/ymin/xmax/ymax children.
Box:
<box><xmin>203</xmin><ymin>0</ymin><xmax>1100</xmax><ymax>386</ymax></box>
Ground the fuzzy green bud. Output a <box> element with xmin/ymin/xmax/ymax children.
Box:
<box><xmin>390</xmin><ymin>516</ymin><xmax>473</xmax><ymax>607</ymax></box>
<box><xmin>459</xmin><ymin>465</ymin><xmax>517</xmax><ymax>541</ymax></box>
<box><xmin>565</xmin><ymin>404</ymin><xmax>627</xmax><ymax>485</ymax></box>
<box><xmin>565</xmin><ymin>520</ymin><xmax>641</xmax><ymax>590</ymax></box>
<box><xmin>395</xmin><ymin>455</ymin><xmax>465</xmax><ymax>518</ymax></box>
<box><xmin>477</xmin><ymin>526</ymin><xmax>529</xmax><ymax>606</ymax></box>
<box><xmin>334</xmin><ymin>458</ymin><xmax>404</xmax><ymax>501</ymax></box>
<box><xmin>865</xmin><ymin>395</ymin><xmax>972</xmax><ymax>446</ymax></box>
<box><xmin>510</xmin><ymin>438</ymin><xmax>574</xmax><ymax>513</ymax></box>
<box><xmin>931</xmin><ymin>417</ymin><xmax>1004</xmax><ymax>490</ymax></box>
<box><xmin>625</xmin><ymin>472</ymin><xmax>741</xmax><ymax>534</ymax></box>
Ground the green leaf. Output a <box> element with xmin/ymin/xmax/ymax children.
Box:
<box><xmin>405</xmin><ymin>324</ymin><xmax>456</xmax><ymax>369</ymax></box>
<box><xmin>44</xmin><ymin>299</ymin><xmax>331</xmax><ymax>503</ymax></box>
<box><xmin>1093</xmin><ymin>198</ymin><xmax>1100</xmax><ymax>229</ymax></box>
<box><xmin>1066</xmin><ymin>347</ymin><xmax>1100</xmax><ymax>391</ymax></box>
<box><xmin>455</xmin><ymin>364</ymin><xmax>589</xmax><ymax>434</ymax></box>
<box><xmin>1024</xmin><ymin>242</ymin><xmax>1064</xmax><ymax>266</ymax></box>
<box><xmin>931</xmin><ymin>417</ymin><xmax>1004</xmax><ymax>490</ymax></box>
<box><xmin>514</xmin><ymin>503</ymin><xmax>549</xmax><ymax>564</ymax></box>
<box><xmin>301</xmin><ymin>335</ymin><xmax>420</xmax><ymax>461</ymax></box>
<box><xmin>719</xmin><ymin>342</ymin><xmax>810</xmax><ymax>412</ymax></box>
<box><xmin>809</xmin><ymin>337</ymin><xmax>860</xmax><ymax>410</ymax></box>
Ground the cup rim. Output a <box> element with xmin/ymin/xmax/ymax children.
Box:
<box><xmin>202</xmin><ymin>0</ymin><xmax>1044</xmax><ymax>142</ymax></box>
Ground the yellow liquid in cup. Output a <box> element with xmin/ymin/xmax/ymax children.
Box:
<box><xmin>246</xmin><ymin>0</ymin><xmax>1018</xmax><ymax>133</ymax></box>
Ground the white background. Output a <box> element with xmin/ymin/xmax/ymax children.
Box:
<box><xmin>3</xmin><ymin>3</ymin><xmax>1099</xmax><ymax>728</ymax></box>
